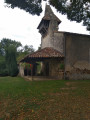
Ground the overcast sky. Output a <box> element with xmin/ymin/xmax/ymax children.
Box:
<box><xmin>0</xmin><ymin>0</ymin><xmax>90</xmax><ymax>50</ymax></box>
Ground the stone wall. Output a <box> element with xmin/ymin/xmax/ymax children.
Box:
<box><xmin>65</xmin><ymin>69</ymin><xmax>90</xmax><ymax>80</ymax></box>
<box><xmin>65</xmin><ymin>33</ymin><xmax>90</xmax><ymax>79</ymax></box>
<box><xmin>41</xmin><ymin>31</ymin><xmax>64</xmax><ymax>53</ymax></box>
<box><xmin>41</xmin><ymin>33</ymin><xmax>51</xmax><ymax>48</ymax></box>
<box><xmin>53</xmin><ymin>32</ymin><xmax>64</xmax><ymax>53</ymax></box>
<box><xmin>43</xmin><ymin>58</ymin><xmax>64</xmax><ymax>79</ymax></box>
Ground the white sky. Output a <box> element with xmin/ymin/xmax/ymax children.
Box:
<box><xmin>0</xmin><ymin>0</ymin><xmax>90</xmax><ymax>50</ymax></box>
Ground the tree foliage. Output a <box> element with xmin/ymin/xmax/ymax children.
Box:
<box><xmin>49</xmin><ymin>0</ymin><xmax>90</xmax><ymax>31</ymax></box>
<box><xmin>0</xmin><ymin>38</ymin><xmax>35</xmax><ymax>76</ymax></box>
<box><xmin>0</xmin><ymin>38</ymin><xmax>22</xmax><ymax>56</ymax></box>
<box><xmin>4</xmin><ymin>0</ymin><xmax>90</xmax><ymax>31</ymax></box>
<box><xmin>17</xmin><ymin>45</ymin><xmax>35</xmax><ymax>61</ymax></box>
<box><xmin>22</xmin><ymin>45</ymin><xmax>35</xmax><ymax>54</ymax></box>
<box><xmin>0</xmin><ymin>38</ymin><xmax>21</xmax><ymax>76</ymax></box>
<box><xmin>4</xmin><ymin>0</ymin><xmax>42</xmax><ymax>15</ymax></box>
<box><xmin>0</xmin><ymin>55</ymin><xmax>8</xmax><ymax>76</ymax></box>
<box><xmin>6</xmin><ymin>46</ymin><xmax>19</xmax><ymax>76</ymax></box>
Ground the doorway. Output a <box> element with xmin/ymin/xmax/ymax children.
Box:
<box><xmin>45</xmin><ymin>62</ymin><xmax>49</xmax><ymax>76</ymax></box>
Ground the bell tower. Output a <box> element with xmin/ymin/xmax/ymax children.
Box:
<box><xmin>37</xmin><ymin>4</ymin><xmax>61</xmax><ymax>49</ymax></box>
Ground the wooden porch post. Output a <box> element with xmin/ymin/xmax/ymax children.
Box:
<box><xmin>31</xmin><ymin>64</ymin><xmax>33</xmax><ymax>81</ymax></box>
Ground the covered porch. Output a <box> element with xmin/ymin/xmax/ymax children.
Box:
<box><xmin>19</xmin><ymin>47</ymin><xmax>64</xmax><ymax>80</ymax></box>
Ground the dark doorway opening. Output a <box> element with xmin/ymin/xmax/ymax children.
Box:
<box><xmin>45</xmin><ymin>62</ymin><xmax>49</xmax><ymax>76</ymax></box>
<box><xmin>24</xmin><ymin>69</ymin><xmax>31</xmax><ymax>76</ymax></box>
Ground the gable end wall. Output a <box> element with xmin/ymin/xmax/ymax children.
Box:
<box><xmin>65</xmin><ymin>33</ymin><xmax>90</xmax><ymax>79</ymax></box>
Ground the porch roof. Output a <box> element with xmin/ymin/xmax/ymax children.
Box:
<box><xmin>20</xmin><ymin>47</ymin><xmax>64</xmax><ymax>62</ymax></box>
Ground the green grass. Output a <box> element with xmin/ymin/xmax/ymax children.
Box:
<box><xmin>0</xmin><ymin>77</ymin><xmax>90</xmax><ymax>120</ymax></box>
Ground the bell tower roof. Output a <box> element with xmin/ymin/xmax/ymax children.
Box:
<box><xmin>43</xmin><ymin>5</ymin><xmax>61</xmax><ymax>23</ymax></box>
<box><xmin>37</xmin><ymin>5</ymin><xmax>61</xmax><ymax>29</ymax></box>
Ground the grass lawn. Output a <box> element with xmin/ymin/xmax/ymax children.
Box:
<box><xmin>0</xmin><ymin>77</ymin><xmax>90</xmax><ymax>120</ymax></box>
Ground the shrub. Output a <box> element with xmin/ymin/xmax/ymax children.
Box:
<box><xmin>60</xmin><ymin>63</ymin><xmax>64</xmax><ymax>70</ymax></box>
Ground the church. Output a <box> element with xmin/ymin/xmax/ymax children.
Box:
<box><xmin>19</xmin><ymin>5</ymin><xmax>90</xmax><ymax>80</ymax></box>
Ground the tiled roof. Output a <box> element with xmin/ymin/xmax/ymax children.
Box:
<box><xmin>20</xmin><ymin>47</ymin><xmax>64</xmax><ymax>62</ymax></box>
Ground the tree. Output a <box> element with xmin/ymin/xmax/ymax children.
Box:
<box><xmin>4</xmin><ymin>0</ymin><xmax>42</xmax><ymax>15</ymax></box>
<box><xmin>17</xmin><ymin>45</ymin><xmax>35</xmax><ymax>61</ymax></box>
<box><xmin>38</xmin><ymin>44</ymin><xmax>41</xmax><ymax>50</ymax></box>
<box><xmin>22</xmin><ymin>45</ymin><xmax>35</xmax><ymax>54</ymax></box>
<box><xmin>49</xmin><ymin>0</ymin><xmax>90</xmax><ymax>31</ymax></box>
<box><xmin>0</xmin><ymin>41</ymin><xmax>8</xmax><ymax>76</ymax></box>
<box><xmin>0</xmin><ymin>55</ymin><xmax>8</xmax><ymax>76</ymax></box>
<box><xmin>4</xmin><ymin>0</ymin><xmax>90</xmax><ymax>31</ymax></box>
<box><xmin>0</xmin><ymin>38</ymin><xmax>22</xmax><ymax>56</ymax></box>
<box><xmin>6</xmin><ymin>46</ymin><xmax>19</xmax><ymax>76</ymax></box>
<box><xmin>0</xmin><ymin>38</ymin><xmax>22</xmax><ymax>76</ymax></box>
<box><xmin>0</xmin><ymin>38</ymin><xmax>35</xmax><ymax>76</ymax></box>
